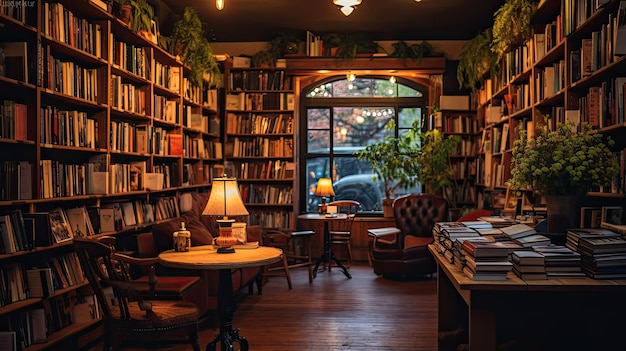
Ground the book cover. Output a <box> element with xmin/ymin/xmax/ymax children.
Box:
<box><xmin>48</xmin><ymin>208</ymin><xmax>73</xmax><ymax>243</ymax></box>
<box><xmin>168</xmin><ymin>133</ymin><xmax>183</xmax><ymax>156</ymax></box>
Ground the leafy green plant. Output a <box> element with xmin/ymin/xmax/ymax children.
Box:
<box><xmin>491</xmin><ymin>0</ymin><xmax>538</xmax><ymax>58</ymax></box>
<box><xmin>388</xmin><ymin>40</ymin><xmax>435</xmax><ymax>60</ymax></box>
<box><xmin>269</xmin><ymin>32</ymin><xmax>301</xmax><ymax>58</ymax></box>
<box><xmin>170</xmin><ymin>7</ymin><xmax>221</xmax><ymax>87</ymax></box>
<box><xmin>252</xmin><ymin>50</ymin><xmax>276</xmax><ymax>67</ymax></box>
<box><xmin>321</xmin><ymin>33</ymin><xmax>380</xmax><ymax>60</ymax></box>
<box><xmin>129</xmin><ymin>0</ymin><xmax>153</xmax><ymax>34</ymax></box>
<box><xmin>508</xmin><ymin>121</ymin><xmax>619</xmax><ymax>196</ymax></box>
<box><xmin>354</xmin><ymin>121</ymin><xmax>460</xmax><ymax>200</ymax></box>
<box><xmin>457</xmin><ymin>28</ymin><xmax>499</xmax><ymax>91</ymax></box>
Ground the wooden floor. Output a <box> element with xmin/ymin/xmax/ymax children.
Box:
<box><xmin>111</xmin><ymin>262</ymin><xmax>438</xmax><ymax>351</ymax></box>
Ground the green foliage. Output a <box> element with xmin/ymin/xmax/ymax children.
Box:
<box><xmin>389</xmin><ymin>40</ymin><xmax>435</xmax><ymax>60</ymax></box>
<box><xmin>509</xmin><ymin>122</ymin><xmax>619</xmax><ymax>196</ymax></box>
<box><xmin>252</xmin><ymin>50</ymin><xmax>276</xmax><ymax>67</ymax></box>
<box><xmin>131</xmin><ymin>0</ymin><xmax>153</xmax><ymax>33</ymax></box>
<box><xmin>457</xmin><ymin>28</ymin><xmax>499</xmax><ymax>91</ymax></box>
<box><xmin>171</xmin><ymin>7</ymin><xmax>221</xmax><ymax>87</ymax></box>
<box><xmin>354</xmin><ymin>121</ymin><xmax>460</xmax><ymax>199</ymax></box>
<box><xmin>491</xmin><ymin>0</ymin><xmax>537</xmax><ymax>58</ymax></box>
<box><xmin>269</xmin><ymin>32</ymin><xmax>301</xmax><ymax>58</ymax></box>
<box><xmin>321</xmin><ymin>33</ymin><xmax>380</xmax><ymax>60</ymax></box>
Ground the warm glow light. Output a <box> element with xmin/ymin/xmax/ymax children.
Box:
<box><xmin>333</xmin><ymin>0</ymin><xmax>361</xmax><ymax>6</ymax></box>
<box><xmin>347</xmin><ymin>72</ymin><xmax>356</xmax><ymax>81</ymax></box>
<box><xmin>203</xmin><ymin>176</ymin><xmax>249</xmax><ymax>219</ymax></box>
<box><xmin>340</xmin><ymin>6</ymin><xmax>354</xmax><ymax>16</ymax></box>
<box><xmin>389</xmin><ymin>76</ymin><xmax>396</xmax><ymax>84</ymax></box>
<box><xmin>355</xmin><ymin>115</ymin><xmax>365</xmax><ymax>124</ymax></box>
<box><xmin>315</xmin><ymin>178</ymin><xmax>335</xmax><ymax>213</ymax></box>
<box><xmin>216</xmin><ymin>0</ymin><xmax>224</xmax><ymax>10</ymax></box>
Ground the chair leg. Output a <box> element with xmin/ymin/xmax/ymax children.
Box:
<box><xmin>346</xmin><ymin>241</ymin><xmax>352</xmax><ymax>268</ymax></box>
<box><xmin>282</xmin><ymin>254</ymin><xmax>293</xmax><ymax>289</ymax></box>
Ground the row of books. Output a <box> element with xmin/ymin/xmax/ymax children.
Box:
<box><xmin>110</xmin><ymin>74</ymin><xmax>148</xmax><ymax>114</ymax></box>
<box><xmin>226</xmin><ymin>136</ymin><xmax>294</xmax><ymax>158</ymax></box>
<box><xmin>40</xmin><ymin>105</ymin><xmax>99</xmax><ymax>148</ymax></box>
<box><xmin>153</xmin><ymin>62</ymin><xmax>180</xmax><ymax>93</ymax></box>
<box><xmin>183</xmin><ymin>77</ymin><xmax>202</xmax><ymax>105</ymax></box>
<box><xmin>249</xmin><ymin>209</ymin><xmax>292</xmax><ymax>229</ymax></box>
<box><xmin>111</xmin><ymin>37</ymin><xmax>149</xmax><ymax>79</ymax></box>
<box><xmin>229</xmin><ymin>160</ymin><xmax>295</xmax><ymax>180</ymax></box>
<box><xmin>226</xmin><ymin>113</ymin><xmax>294</xmax><ymax>135</ymax></box>
<box><xmin>566</xmin><ymin>228</ymin><xmax>626</xmax><ymax>279</ymax></box>
<box><xmin>0</xmin><ymin>99</ymin><xmax>27</xmax><ymax>141</ymax></box>
<box><xmin>182</xmin><ymin>134</ymin><xmax>222</xmax><ymax>159</ymax></box>
<box><xmin>226</xmin><ymin>92</ymin><xmax>295</xmax><ymax>111</ymax></box>
<box><xmin>42</xmin><ymin>2</ymin><xmax>103</xmax><ymax>59</ymax></box>
<box><xmin>239</xmin><ymin>184</ymin><xmax>294</xmax><ymax>205</ymax></box>
<box><xmin>182</xmin><ymin>108</ymin><xmax>220</xmax><ymax>134</ymax></box>
<box><xmin>229</xmin><ymin>70</ymin><xmax>293</xmax><ymax>91</ymax></box>
<box><xmin>111</xmin><ymin>121</ymin><xmax>180</xmax><ymax>156</ymax></box>
<box><xmin>43</xmin><ymin>51</ymin><xmax>100</xmax><ymax>103</ymax></box>
<box><xmin>0</xmin><ymin>160</ymin><xmax>32</xmax><ymax>201</ymax></box>
<box><xmin>153</xmin><ymin>94</ymin><xmax>179</xmax><ymax>124</ymax></box>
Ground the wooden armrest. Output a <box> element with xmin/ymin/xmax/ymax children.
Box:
<box><xmin>367</xmin><ymin>227</ymin><xmax>400</xmax><ymax>238</ymax></box>
<box><xmin>291</xmin><ymin>230</ymin><xmax>315</xmax><ymax>237</ymax></box>
<box><xmin>112</xmin><ymin>252</ymin><xmax>159</xmax><ymax>266</ymax></box>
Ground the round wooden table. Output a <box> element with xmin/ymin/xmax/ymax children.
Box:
<box><xmin>159</xmin><ymin>245</ymin><xmax>282</xmax><ymax>351</ymax></box>
<box><xmin>297</xmin><ymin>213</ymin><xmax>352</xmax><ymax>279</ymax></box>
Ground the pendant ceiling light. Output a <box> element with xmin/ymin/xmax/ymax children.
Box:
<box><xmin>216</xmin><ymin>0</ymin><xmax>224</xmax><ymax>10</ymax></box>
<box><xmin>333</xmin><ymin>0</ymin><xmax>361</xmax><ymax>16</ymax></box>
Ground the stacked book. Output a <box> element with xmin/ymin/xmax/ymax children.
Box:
<box><xmin>476</xmin><ymin>215</ymin><xmax>518</xmax><ymax>228</ymax></box>
<box><xmin>511</xmin><ymin>250</ymin><xmax>547</xmax><ymax>280</ymax></box>
<box><xmin>460</xmin><ymin>240</ymin><xmax>513</xmax><ymax>280</ymax></box>
<box><xmin>432</xmin><ymin>222</ymin><xmax>483</xmax><ymax>265</ymax></box>
<box><xmin>576</xmin><ymin>234</ymin><xmax>626</xmax><ymax>279</ymax></box>
<box><xmin>565</xmin><ymin>228</ymin><xmax>620</xmax><ymax>252</ymax></box>
<box><xmin>500</xmin><ymin>223</ymin><xmax>551</xmax><ymax>248</ymax></box>
<box><xmin>533</xmin><ymin>244</ymin><xmax>585</xmax><ymax>278</ymax></box>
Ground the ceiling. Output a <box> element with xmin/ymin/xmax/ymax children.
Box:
<box><xmin>158</xmin><ymin>0</ymin><xmax>505</xmax><ymax>43</ymax></box>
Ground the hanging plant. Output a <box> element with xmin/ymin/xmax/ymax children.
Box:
<box><xmin>491</xmin><ymin>0</ymin><xmax>538</xmax><ymax>58</ymax></box>
<box><xmin>170</xmin><ymin>7</ymin><xmax>222</xmax><ymax>87</ymax></box>
<box><xmin>389</xmin><ymin>40</ymin><xmax>435</xmax><ymax>60</ymax></box>
<box><xmin>457</xmin><ymin>28</ymin><xmax>499</xmax><ymax>91</ymax></box>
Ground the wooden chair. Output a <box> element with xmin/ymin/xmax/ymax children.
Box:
<box><xmin>261</xmin><ymin>229</ymin><xmax>316</xmax><ymax>289</ymax></box>
<box><xmin>73</xmin><ymin>237</ymin><xmax>201</xmax><ymax>351</ymax></box>
<box><xmin>328</xmin><ymin>200</ymin><xmax>360</xmax><ymax>269</ymax></box>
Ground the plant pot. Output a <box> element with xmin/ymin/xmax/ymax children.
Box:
<box><xmin>544</xmin><ymin>194</ymin><xmax>582</xmax><ymax>234</ymax></box>
<box><xmin>113</xmin><ymin>3</ymin><xmax>132</xmax><ymax>26</ymax></box>
<box><xmin>382</xmin><ymin>198</ymin><xmax>394</xmax><ymax>218</ymax></box>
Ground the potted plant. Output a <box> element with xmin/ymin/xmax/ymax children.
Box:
<box><xmin>112</xmin><ymin>0</ymin><xmax>132</xmax><ymax>25</ymax></box>
<box><xmin>252</xmin><ymin>50</ymin><xmax>276</xmax><ymax>68</ymax></box>
<box><xmin>491</xmin><ymin>0</ymin><xmax>537</xmax><ymax>58</ymax></box>
<box><xmin>321</xmin><ymin>33</ymin><xmax>380</xmax><ymax>61</ymax></box>
<box><xmin>388</xmin><ymin>40</ymin><xmax>436</xmax><ymax>61</ymax></box>
<box><xmin>457</xmin><ymin>28</ymin><xmax>499</xmax><ymax>91</ymax></box>
<box><xmin>269</xmin><ymin>32</ymin><xmax>301</xmax><ymax>57</ymax></box>
<box><xmin>170</xmin><ymin>7</ymin><xmax>221</xmax><ymax>87</ymax></box>
<box><xmin>354</xmin><ymin>121</ymin><xmax>460</xmax><ymax>217</ymax></box>
<box><xmin>508</xmin><ymin>121</ymin><xmax>619</xmax><ymax>233</ymax></box>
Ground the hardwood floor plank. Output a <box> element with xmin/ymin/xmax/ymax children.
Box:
<box><xmin>97</xmin><ymin>262</ymin><xmax>438</xmax><ymax>350</ymax></box>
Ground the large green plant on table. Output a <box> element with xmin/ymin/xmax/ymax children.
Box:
<box><xmin>354</xmin><ymin>121</ymin><xmax>460</xmax><ymax>216</ymax></box>
<box><xmin>170</xmin><ymin>7</ymin><xmax>221</xmax><ymax>87</ymax></box>
<box><xmin>508</xmin><ymin>122</ymin><xmax>619</xmax><ymax>233</ymax></box>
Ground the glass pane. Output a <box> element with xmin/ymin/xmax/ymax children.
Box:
<box><xmin>398</xmin><ymin>107</ymin><xmax>422</xmax><ymax>129</ymax></box>
<box><xmin>305</xmin><ymin>158</ymin><xmax>330</xmax><ymax>212</ymax></box>
<box><xmin>398</xmin><ymin>84</ymin><xmax>422</xmax><ymax>97</ymax></box>
<box><xmin>332</xmin><ymin>78</ymin><xmax>373</xmax><ymax>97</ymax></box>
<box><xmin>307</xmin><ymin>130</ymin><xmax>330</xmax><ymax>153</ymax></box>
<box><xmin>333</xmin><ymin>107</ymin><xmax>395</xmax><ymax>148</ymax></box>
<box><xmin>307</xmin><ymin>108</ymin><xmax>330</xmax><ymax>129</ymax></box>
<box><xmin>372</xmin><ymin>80</ymin><xmax>397</xmax><ymax>97</ymax></box>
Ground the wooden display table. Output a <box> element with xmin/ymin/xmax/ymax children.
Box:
<box><xmin>430</xmin><ymin>245</ymin><xmax>626</xmax><ymax>350</ymax></box>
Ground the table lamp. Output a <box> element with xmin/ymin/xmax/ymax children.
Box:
<box><xmin>314</xmin><ymin>177</ymin><xmax>335</xmax><ymax>214</ymax></box>
<box><xmin>203</xmin><ymin>175</ymin><xmax>249</xmax><ymax>253</ymax></box>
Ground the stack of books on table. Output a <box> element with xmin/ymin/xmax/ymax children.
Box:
<box><xmin>460</xmin><ymin>240</ymin><xmax>513</xmax><ymax>280</ymax></box>
<box><xmin>476</xmin><ymin>215</ymin><xmax>518</xmax><ymax>228</ymax></box>
<box><xmin>532</xmin><ymin>244</ymin><xmax>585</xmax><ymax>278</ymax></box>
<box><xmin>433</xmin><ymin>222</ymin><xmax>483</xmax><ymax>265</ymax></box>
<box><xmin>576</xmin><ymin>234</ymin><xmax>626</xmax><ymax>279</ymax></box>
<box><xmin>500</xmin><ymin>223</ymin><xmax>551</xmax><ymax>248</ymax></box>
<box><xmin>511</xmin><ymin>250</ymin><xmax>547</xmax><ymax>280</ymax></box>
<box><xmin>565</xmin><ymin>228</ymin><xmax>621</xmax><ymax>252</ymax></box>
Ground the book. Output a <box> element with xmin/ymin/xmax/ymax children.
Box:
<box><xmin>464</xmin><ymin>255</ymin><xmax>513</xmax><ymax>272</ymax></box>
<box><xmin>461</xmin><ymin>241</ymin><xmax>511</xmax><ymax>258</ymax></box>
<box><xmin>513</xmin><ymin>234</ymin><xmax>551</xmax><ymax>248</ymax></box>
<box><xmin>512</xmin><ymin>268</ymin><xmax>547</xmax><ymax>280</ymax></box>
<box><xmin>29</xmin><ymin>308</ymin><xmax>47</xmax><ymax>343</ymax></box>
<box><xmin>26</xmin><ymin>268</ymin><xmax>55</xmax><ymax>298</ymax></box>
<box><xmin>0</xmin><ymin>332</ymin><xmax>16</xmax><ymax>351</ymax></box>
<box><xmin>1</xmin><ymin>42</ymin><xmax>28</xmax><ymax>82</ymax></box>
<box><xmin>511</xmin><ymin>250</ymin><xmax>545</xmax><ymax>266</ymax></box>
<box><xmin>500</xmin><ymin>223</ymin><xmax>536</xmax><ymax>239</ymax></box>
<box><xmin>22</xmin><ymin>212</ymin><xmax>53</xmax><ymax>247</ymax></box>
<box><xmin>462</xmin><ymin>266</ymin><xmax>508</xmax><ymax>280</ymax></box>
<box><xmin>233</xmin><ymin>241</ymin><xmax>259</xmax><ymax>249</ymax></box>
<box><xmin>48</xmin><ymin>208</ymin><xmax>73</xmax><ymax>243</ymax></box>
<box><xmin>64</xmin><ymin>206</ymin><xmax>94</xmax><ymax>238</ymax></box>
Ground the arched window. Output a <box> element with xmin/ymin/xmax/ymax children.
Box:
<box><xmin>300</xmin><ymin>76</ymin><xmax>429</xmax><ymax>213</ymax></box>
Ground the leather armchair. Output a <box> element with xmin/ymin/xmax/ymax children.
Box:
<box><xmin>371</xmin><ymin>194</ymin><xmax>449</xmax><ymax>279</ymax></box>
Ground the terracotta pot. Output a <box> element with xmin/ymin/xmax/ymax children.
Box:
<box><xmin>544</xmin><ymin>194</ymin><xmax>582</xmax><ymax>234</ymax></box>
<box><xmin>382</xmin><ymin>198</ymin><xmax>394</xmax><ymax>218</ymax></box>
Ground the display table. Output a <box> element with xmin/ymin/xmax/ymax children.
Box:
<box><xmin>159</xmin><ymin>245</ymin><xmax>282</xmax><ymax>351</ymax></box>
<box><xmin>430</xmin><ymin>245</ymin><xmax>626</xmax><ymax>350</ymax></box>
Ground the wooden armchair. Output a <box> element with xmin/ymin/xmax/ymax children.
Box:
<box><xmin>73</xmin><ymin>237</ymin><xmax>201</xmax><ymax>351</ymax></box>
<box><xmin>370</xmin><ymin>194</ymin><xmax>449</xmax><ymax>279</ymax></box>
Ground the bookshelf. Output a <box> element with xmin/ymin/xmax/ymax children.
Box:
<box><xmin>224</xmin><ymin>63</ymin><xmax>296</xmax><ymax>229</ymax></box>
<box><xmin>475</xmin><ymin>0</ymin><xmax>626</xmax><ymax>213</ymax></box>
<box><xmin>0</xmin><ymin>1</ymin><xmax>220</xmax><ymax>349</ymax></box>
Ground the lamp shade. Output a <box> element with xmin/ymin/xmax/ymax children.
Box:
<box><xmin>203</xmin><ymin>176</ymin><xmax>249</xmax><ymax>218</ymax></box>
<box><xmin>314</xmin><ymin>178</ymin><xmax>335</xmax><ymax>197</ymax></box>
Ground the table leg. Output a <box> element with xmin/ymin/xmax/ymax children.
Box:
<box><xmin>312</xmin><ymin>222</ymin><xmax>351</xmax><ymax>279</ymax></box>
<box><xmin>207</xmin><ymin>269</ymin><xmax>249</xmax><ymax>351</ymax></box>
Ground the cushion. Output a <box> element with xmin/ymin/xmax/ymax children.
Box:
<box><xmin>152</xmin><ymin>214</ymin><xmax>213</xmax><ymax>253</ymax></box>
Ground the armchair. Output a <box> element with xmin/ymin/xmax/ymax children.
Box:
<box><xmin>370</xmin><ymin>194</ymin><xmax>449</xmax><ymax>279</ymax></box>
